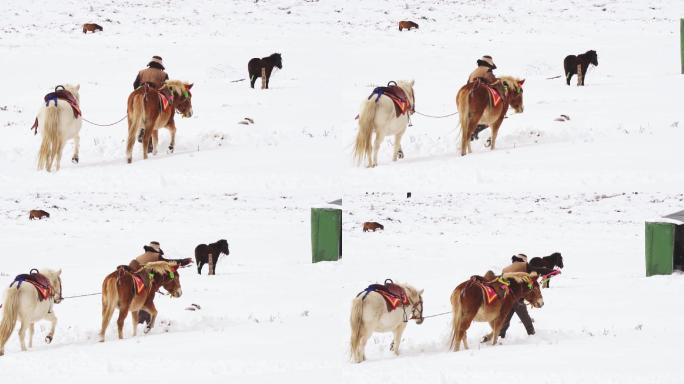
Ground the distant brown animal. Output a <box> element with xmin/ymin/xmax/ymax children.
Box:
<box><xmin>29</xmin><ymin>210</ymin><xmax>50</xmax><ymax>220</ymax></box>
<box><xmin>363</xmin><ymin>222</ymin><xmax>384</xmax><ymax>232</ymax></box>
<box><xmin>82</xmin><ymin>23</ymin><xmax>103</xmax><ymax>34</ymax></box>
<box><xmin>449</xmin><ymin>272</ymin><xmax>543</xmax><ymax>351</ymax></box>
<box><xmin>398</xmin><ymin>21</ymin><xmax>419</xmax><ymax>31</ymax></box>
<box><xmin>99</xmin><ymin>261</ymin><xmax>182</xmax><ymax>342</ymax></box>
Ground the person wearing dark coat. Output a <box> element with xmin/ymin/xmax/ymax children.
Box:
<box><xmin>498</xmin><ymin>254</ymin><xmax>536</xmax><ymax>338</ymax></box>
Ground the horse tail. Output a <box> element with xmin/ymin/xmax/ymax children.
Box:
<box><xmin>0</xmin><ymin>288</ymin><xmax>20</xmax><ymax>354</ymax></box>
<box><xmin>99</xmin><ymin>273</ymin><xmax>119</xmax><ymax>341</ymax></box>
<box><xmin>353</xmin><ymin>99</ymin><xmax>376</xmax><ymax>165</ymax></box>
<box><xmin>457</xmin><ymin>87</ymin><xmax>471</xmax><ymax>151</ymax></box>
<box><xmin>37</xmin><ymin>104</ymin><xmax>62</xmax><ymax>171</ymax></box>
<box><xmin>349</xmin><ymin>296</ymin><xmax>365</xmax><ymax>361</ymax></box>
<box><xmin>449</xmin><ymin>287</ymin><xmax>463</xmax><ymax>351</ymax></box>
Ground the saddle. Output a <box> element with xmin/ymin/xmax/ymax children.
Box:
<box><xmin>116</xmin><ymin>265</ymin><xmax>148</xmax><ymax>295</ymax></box>
<box><xmin>470</xmin><ymin>79</ymin><xmax>503</xmax><ymax>108</ymax></box>
<box><xmin>10</xmin><ymin>269</ymin><xmax>53</xmax><ymax>301</ymax></box>
<box><xmin>358</xmin><ymin>279</ymin><xmax>410</xmax><ymax>312</ymax></box>
<box><xmin>141</xmin><ymin>84</ymin><xmax>173</xmax><ymax>111</ymax></box>
<box><xmin>469</xmin><ymin>275</ymin><xmax>509</xmax><ymax>305</ymax></box>
<box><xmin>368</xmin><ymin>83</ymin><xmax>412</xmax><ymax>118</ymax></box>
<box><xmin>30</xmin><ymin>86</ymin><xmax>82</xmax><ymax>135</ymax></box>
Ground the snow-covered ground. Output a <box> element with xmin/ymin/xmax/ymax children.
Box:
<box><xmin>1</xmin><ymin>0</ymin><xmax>684</xmax><ymax>382</ymax></box>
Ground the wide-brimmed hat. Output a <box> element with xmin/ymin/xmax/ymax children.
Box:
<box><xmin>477</xmin><ymin>55</ymin><xmax>496</xmax><ymax>69</ymax></box>
<box><xmin>147</xmin><ymin>55</ymin><xmax>165</xmax><ymax>70</ymax></box>
<box><xmin>511</xmin><ymin>253</ymin><xmax>528</xmax><ymax>263</ymax></box>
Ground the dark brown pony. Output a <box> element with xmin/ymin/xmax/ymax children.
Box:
<box><xmin>99</xmin><ymin>261</ymin><xmax>182</xmax><ymax>342</ymax></box>
<box><xmin>529</xmin><ymin>252</ymin><xmax>563</xmax><ymax>287</ymax></box>
<box><xmin>126</xmin><ymin>80</ymin><xmax>193</xmax><ymax>163</ymax></box>
<box><xmin>362</xmin><ymin>222</ymin><xmax>384</xmax><ymax>232</ymax></box>
<box><xmin>564</xmin><ymin>50</ymin><xmax>598</xmax><ymax>86</ymax></box>
<box><xmin>398</xmin><ymin>21</ymin><xmax>419</xmax><ymax>31</ymax></box>
<box><xmin>29</xmin><ymin>210</ymin><xmax>50</xmax><ymax>220</ymax></box>
<box><xmin>82</xmin><ymin>23</ymin><xmax>103</xmax><ymax>33</ymax></box>
<box><xmin>195</xmin><ymin>239</ymin><xmax>229</xmax><ymax>275</ymax></box>
<box><xmin>248</xmin><ymin>53</ymin><xmax>282</xmax><ymax>89</ymax></box>
<box><xmin>456</xmin><ymin>76</ymin><xmax>525</xmax><ymax>156</ymax></box>
<box><xmin>449</xmin><ymin>272</ymin><xmax>543</xmax><ymax>351</ymax></box>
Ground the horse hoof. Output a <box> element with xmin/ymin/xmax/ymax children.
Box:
<box><xmin>72</xmin><ymin>157</ymin><xmax>79</xmax><ymax>164</ymax></box>
<box><xmin>398</xmin><ymin>150</ymin><xmax>404</xmax><ymax>159</ymax></box>
<box><xmin>168</xmin><ymin>146</ymin><xmax>174</xmax><ymax>153</ymax></box>
<box><xmin>144</xmin><ymin>327</ymin><xmax>152</xmax><ymax>334</ymax></box>
<box><xmin>45</xmin><ymin>335</ymin><xmax>52</xmax><ymax>344</ymax></box>
<box><xmin>127</xmin><ymin>158</ymin><xmax>132</xmax><ymax>164</ymax></box>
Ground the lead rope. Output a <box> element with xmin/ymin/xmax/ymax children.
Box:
<box><xmin>82</xmin><ymin>115</ymin><xmax>127</xmax><ymax>126</ymax></box>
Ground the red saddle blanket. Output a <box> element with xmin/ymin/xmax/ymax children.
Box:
<box><xmin>132</xmin><ymin>274</ymin><xmax>146</xmax><ymax>295</ymax></box>
<box><xmin>358</xmin><ymin>280</ymin><xmax>410</xmax><ymax>312</ymax></box>
<box><xmin>470</xmin><ymin>276</ymin><xmax>509</xmax><ymax>305</ymax></box>
<box><xmin>10</xmin><ymin>270</ymin><xmax>53</xmax><ymax>301</ymax></box>
<box><xmin>486</xmin><ymin>85</ymin><xmax>502</xmax><ymax>108</ymax></box>
<box><xmin>368</xmin><ymin>85</ymin><xmax>412</xmax><ymax>117</ymax></box>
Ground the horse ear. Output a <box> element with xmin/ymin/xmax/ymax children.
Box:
<box><xmin>418</xmin><ymin>289</ymin><xmax>424</xmax><ymax>296</ymax></box>
<box><xmin>75</xmin><ymin>84</ymin><xmax>80</xmax><ymax>91</ymax></box>
<box><xmin>57</xmin><ymin>269</ymin><xmax>62</xmax><ymax>276</ymax></box>
<box><xmin>410</xmin><ymin>79</ymin><xmax>415</xmax><ymax>86</ymax></box>
<box><xmin>186</xmin><ymin>83</ymin><xmax>193</xmax><ymax>90</ymax></box>
<box><xmin>518</xmin><ymin>79</ymin><xmax>525</xmax><ymax>86</ymax></box>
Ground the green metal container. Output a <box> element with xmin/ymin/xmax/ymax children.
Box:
<box><xmin>681</xmin><ymin>19</ymin><xmax>684</xmax><ymax>74</ymax></box>
<box><xmin>311</xmin><ymin>207</ymin><xmax>342</xmax><ymax>263</ymax></box>
<box><xmin>645</xmin><ymin>222</ymin><xmax>675</xmax><ymax>276</ymax></box>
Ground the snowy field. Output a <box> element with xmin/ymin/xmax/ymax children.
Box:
<box><xmin>1</xmin><ymin>0</ymin><xmax>684</xmax><ymax>382</ymax></box>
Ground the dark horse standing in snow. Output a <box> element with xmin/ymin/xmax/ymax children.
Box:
<box><xmin>528</xmin><ymin>252</ymin><xmax>564</xmax><ymax>287</ymax></box>
<box><xmin>564</xmin><ymin>50</ymin><xmax>598</xmax><ymax>86</ymax></box>
<box><xmin>195</xmin><ymin>239</ymin><xmax>229</xmax><ymax>275</ymax></box>
<box><xmin>248</xmin><ymin>53</ymin><xmax>282</xmax><ymax>89</ymax></box>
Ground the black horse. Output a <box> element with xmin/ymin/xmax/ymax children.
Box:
<box><xmin>528</xmin><ymin>252</ymin><xmax>563</xmax><ymax>287</ymax></box>
<box><xmin>564</xmin><ymin>50</ymin><xmax>598</xmax><ymax>86</ymax></box>
<box><xmin>195</xmin><ymin>239</ymin><xmax>229</xmax><ymax>275</ymax></box>
<box><xmin>248</xmin><ymin>53</ymin><xmax>282</xmax><ymax>89</ymax></box>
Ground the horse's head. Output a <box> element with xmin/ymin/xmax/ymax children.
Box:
<box><xmin>164</xmin><ymin>80</ymin><xmax>194</xmax><ymax>118</ymax></box>
<box><xmin>271</xmin><ymin>53</ymin><xmax>283</xmax><ymax>69</ymax></box>
<box><xmin>218</xmin><ymin>239</ymin><xmax>229</xmax><ymax>255</ymax></box>
<box><xmin>521</xmin><ymin>272</ymin><xmax>544</xmax><ymax>308</ymax></box>
<box><xmin>403</xmin><ymin>284</ymin><xmax>424</xmax><ymax>324</ymax></box>
<box><xmin>550</xmin><ymin>252</ymin><xmax>564</xmax><ymax>269</ymax></box>
<box><xmin>63</xmin><ymin>84</ymin><xmax>80</xmax><ymax>102</ymax></box>
<box><xmin>145</xmin><ymin>261</ymin><xmax>183</xmax><ymax>298</ymax></box>
<box><xmin>587</xmin><ymin>50</ymin><xmax>598</xmax><ymax>66</ymax></box>
<box><xmin>500</xmin><ymin>76</ymin><xmax>524</xmax><ymax>113</ymax></box>
<box><xmin>397</xmin><ymin>79</ymin><xmax>416</xmax><ymax>113</ymax></box>
<box><xmin>40</xmin><ymin>268</ymin><xmax>63</xmax><ymax>304</ymax></box>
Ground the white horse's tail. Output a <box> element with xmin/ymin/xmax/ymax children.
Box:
<box><xmin>457</xmin><ymin>90</ymin><xmax>471</xmax><ymax>149</ymax></box>
<box><xmin>0</xmin><ymin>288</ymin><xmax>20</xmax><ymax>355</ymax></box>
<box><xmin>37</xmin><ymin>105</ymin><xmax>63</xmax><ymax>171</ymax></box>
<box><xmin>349</xmin><ymin>296</ymin><xmax>365</xmax><ymax>361</ymax></box>
<box><xmin>353</xmin><ymin>99</ymin><xmax>376</xmax><ymax>165</ymax></box>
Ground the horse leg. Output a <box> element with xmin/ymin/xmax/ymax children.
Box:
<box><xmin>489</xmin><ymin>117</ymin><xmax>505</xmax><ymax>151</ymax></box>
<box><xmin>55</xmin><ymin>143</ymin><xmax>63</xmax><ymax>171</ymax></box>
<box><xmin>28</xmin><ymin>323</ymin><xmax>34</xmax><ymax>348</ymax></box>
<box><xmin>44</xmin><ymin>310</ymin><xmax>57</xmax><ymax>344</ymax></box>
<box><xmin>152</xmin><ymin>129</ymin><xmax>159</xmax><ymax>156</ymax></box>
<box><xmin>392</xmin><ymin>131</ymin><xmax>405</xmax><ymax>162</ymax></box>
<box><xmin>72</xmin><ymin>132</ymin><xmax>80</xmax><ymax>164</ymax></box>
<box><xmin>371</xmin><ymin>132</ymin><xmax>384</xmax><ymax>167</ymax></box>
<box><xmin>131</xmin><ymin>311</ymin><xmax>139</xmax><ymax>336</ymax></box>
<box><xmin>142</xmin><ymin>125</ymin><xmax>153</xmax><ymax>160</ymax></box>
<box><xmin>250</xmin><ymin>75</ymin><xmax>257</xmax><ymax>89</ymax></box>
<box><xmin>18</xmin><ymin>320</ymin><xmax>28</xmax><ymax>351</ymax></box>
<box><xmin>116</xmin><ymin>305</ymin><xmax>130</xmax><ymax>339</ymax></box>
<box><xmin>197</xmin><ymin>261</ymin><xmax>204</xmax><ymax>275</ymax></box>
<box><xmin>126</xmin><ymin>119</ymin><xmax>136</xmax><ymax>164</ymax></box>
<box><xmin>143</xmin><ymin>302</ymin><xmax>158</xmax><ymax>333</ymax></box>
<box><xmin>167</xmin><ymin>121</ymin><xmax>177</xmax><ymax>153</ymax></box>
<box><xmin>390</xmin><ymin>323</ymin><xmax>407</xmax><ymax>355</ymax></box>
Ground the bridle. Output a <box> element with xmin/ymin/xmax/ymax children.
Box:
<box><xmin>174</xmin><ymin>90</ymin><xmax>192</xmax><ymax>116</ymax></box>
<box><xmin>52</xmin><ymin>276</ymin><xmax>63</xmax><ymax>304</ymax></box>
<box><xmin>403</xmin><ymin>295</ymin><xmax>423</xmax><ymax>323</ymax></box>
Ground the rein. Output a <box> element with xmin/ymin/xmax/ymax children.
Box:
<box><xmin>414</xmin><ymin>110</ymin><xmax>458</xmax><ymax>118</ymax></box>
<box><xmin>82</xmin><ymin>115</ymin><xmax>127</xmax><ymax>126</ymax></box>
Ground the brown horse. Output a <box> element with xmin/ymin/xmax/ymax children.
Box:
<box><xmin>449</xmin><ymin>272</ymin><xmax>543</xmax><ymax>351</ymax></box>
<box><xmin>82</xmin><ymin>23</ymin><xmax>103</xmax><ymax>33</ymax></box>
<box><xmin>126</xmin><ymin>80</ymin><xmax>193</xmax><ymax>163</ymax></box>
<box><xmin>398</xmin><ymin>21</ymin><xmax>419</xmax><ymax>31</ymax></box>
<box><xmin>455</xmin><ymin>76</ymin><xmax>525</xmax><ymax>156</ymax></box>
<box><xmin>99</xmin><ymin>261</ymin><xmax>182</xmax><ymax>342</ymax></box>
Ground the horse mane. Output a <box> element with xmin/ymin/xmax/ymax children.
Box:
<box><xmin>501</xmin><ymin>271</ymin><xmax>537</xmax><ymax>283</ymax></box>
<box><xmin>395</xmin><ymin>281</ymin><xmax>422</xmax><ymax>302</ymax></box>
<box><xmin>163</xmin><ymin>80</ymin><xmax>190</xmax><ymax>96</ymax></box>
<box><xmin>140</xmin><ymin>261</ymin><xmax>177</xmax><ymax>275</ymax></box>
<box><xmin>498</xmin><ymin>76</ymin><xmax>523</xmax><ymax>93</ymax></box>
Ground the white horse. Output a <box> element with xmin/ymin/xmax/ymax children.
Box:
<box><xmin>349</xmin><ymin>281</ymin><xmax>423</xmax><ymax>363</ymax></box>
<box><xmin>36</xmin><ymin>84</ymin><xmax>82</xmax><ymax>172</ymax></box>
<box><xmin>0</xmin><ymin>269</ymin><xmax>63</xmax><ymax>356</ymax></box>
<box><xmin>353</xmin><ymin>80</ymin><xmax>415</xmax><ymax>167</ymax></box>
